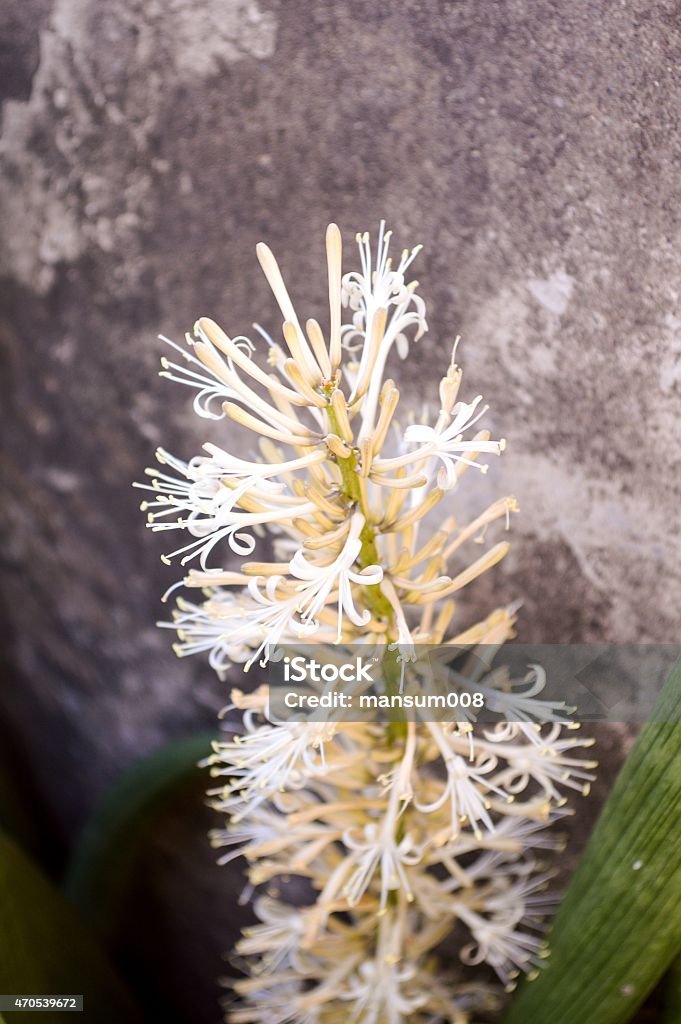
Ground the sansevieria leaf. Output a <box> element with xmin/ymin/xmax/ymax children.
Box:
<box><xmin>504</xmin><ymin>656</ymin><xmax>681</xmax><ymax>1024</ymax></box>
<box><xmin>65</xmin><ymin>732</ymin><xmax>213</xmax><ymax>941</ymax></box>
<box><xmin>661</xmin><ymin>957</ymin><xmax>681</xmax><ymax>1023</ymax></box>
<box><xmin>0</xmin><ymin>830</ymin><xmax>142</xmax><ymax>1024</ymax></box>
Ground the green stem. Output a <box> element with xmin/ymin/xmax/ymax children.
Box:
<box><xmin>383</xmin><ymin>647</ymin><xmax>408</xmax><ymax>744</ymax></box>
<box><xmin>326</xmin><ymin>404</ymin><xmax>392</xmax><ymax>622</ymax></box>
<box><xmin>326</xmin><ymin>401</ymin><xmax>404</xmax><ymax>740</ymax></box>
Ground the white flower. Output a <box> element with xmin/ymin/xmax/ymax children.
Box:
<box><xmin>418</xmin><ymin>754</ymin><xmax>497</xmax><ymax>838</ymax></box>
<box><xmin>342</xmin><ymin>823</ymin><xmax>422</xmax><ymax>910</ymax></box>
<box><xmin>457</xmin><ymin>903</ymin><xmax>546</xmax><ymax>988</ymax></box>
<box><xmin>289</xmin><ymin>512</ymin><xmax>383</xmax><ymax>638</ymax></box>
<box><xmin>403</xmin><ymin>396</ymin><xmax>506</xmax><ymax>490</ymax></box>
<box><xmin>161</xmin><ymin>594</ymin><xmax>257</xmax><ymax>677</ymax></box>
<box><xmin>341</xmin><ymin>224</ymin><xmax>428</xmax><ymax>439</ymax></box>
<box><xmin>381</xmin><ymin>578</ymin><xmax>418</xmax><ymax>688</ymax></box>
<box><xmin>341</xmin><ymin>958</ymin><xmax>428</xmax><ymax>1024</ymax></box>
<box><xmin>157</xmin><ymin>332</ymin><xmax>243</xmax><ymax>419</ymax></box>
<box><xmin>494</xmin><ymin>723</ymin><xmax>597</xmax><ymax>801</ymax></box>
<box><xmin>240</xmin><ymin>577</ymin><xmax>321</xmax><ymax>667</ymax></box>
<box><xmin>475</xmin><ymin>663</ymin><xmax>573</xmax><ymax>730</ymax></box>
<box><xmin>137</xmin><ymin>446</ymin><xmax>323</xmax><ymax>565</ymax></box>
<box><xmin>228</xmin><ymin>978</ymin><xmax>320</xmax><ymax>1024</ymax></box>
<box><xmin>161</xmin><ymin>581</ymin><xmax>322</xmax><ymax>675</ymax></box>
<box><xmin>236</xmin><ymin>897</ymin><xmax>308</xmax><ymax>972</ymax></box>
<box><xmin>210</xmin><ymin>805</ymin><xmax>292</xmax><ymax>865</ymax></box>
<box><xmin>209</xmin><ymin>717</ymin><xmax>338</xmax><ymax>822</ymax></box>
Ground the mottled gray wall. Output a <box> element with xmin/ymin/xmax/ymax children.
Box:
<box><xmin>3</xmin><ymin>2</ymin><xmax>678</xmax><ymax>1018</ymax></box>
<box><xmin>1</xmin><ymin>0</ymin><xmax>679</xmax><ymax>950</ymax></box>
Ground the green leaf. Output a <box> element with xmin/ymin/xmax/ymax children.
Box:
<box><xmin>0</xmin><ymin>767</ymin><xmax>37</xmax><ymax>852</ymax></box>
<box><xmin>661</xmin><ymin>958</ymin><xmax>681</xmax><ymax>1023</ymax></box>
<box><xmin>0</xmin><ymin>830</ymin><xmax>142</xmax><ymax>1024</ymax></box>
<box><xmin>0</xmin><ymin>725</ymin><xmax>43</xmax><ymax>856</ymax></box>
<box><xmin>504</xmin><ymin>656</ymin><xmax>681</xmax><ymax>1024</ymax></box>
<box><xmin>64</xmin><ymin>732</ymin><xmax>213</xmax><ymax>941</ymax></box>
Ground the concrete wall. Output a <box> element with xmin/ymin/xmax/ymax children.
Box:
<box><xmin>0</xmin><ymin>3</ymin><xmax>678</xmax><ymax>1015</ymax></box>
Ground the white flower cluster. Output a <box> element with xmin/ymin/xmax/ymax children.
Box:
<box><xmin>138</xmin><ymin>224</ymin><xmax>595</xmax><ymax>1022</ymax></box>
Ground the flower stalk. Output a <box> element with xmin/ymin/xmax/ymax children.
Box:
<box><xmin>138</xmin><ymin>222</ymin><xmax>595</xmax><ymax>1022</ymax></box>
